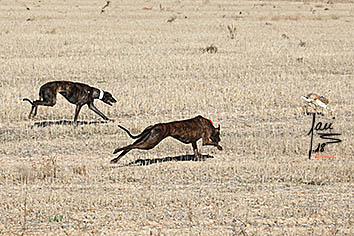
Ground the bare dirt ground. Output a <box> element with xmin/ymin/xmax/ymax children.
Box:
<box><xmin>0</xmin><ymin>0</ymin><xmax>353</xmax><ymax>235</ymax></box>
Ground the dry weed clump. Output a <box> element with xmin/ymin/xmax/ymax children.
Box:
<box><xmin>15</xmin><ymin>156</ymin><xmax>58</xmax><ymax>185</ymax></box>
<box><xmin>200</xmin><ymin>44</ymin><xmax>218</xmax><ymax>53</ymax></box>
<box><xmin>271</xmin><ymin>15</ymin><xmax>300</xmax><ymax>21</ymax></box>
<box><xmin>72</xmin><ymin>164</ymin><xmax>87</xmax><ymax>176</ymax></box>
<box><xmin>100</xmin><ymin>1</ymin><xmax>110</xmax><ymax>14</ymax></box>
<box><xmin>226</xmin><ymin>24</ymin><xmax>237</xmax><ymax>39</ymax></box>
<box><xmin>167</xmin><ymin>15</ymin><xmax>177</xmax><ymax>23</ymax></box>
<box><xmin>44</xmin><ymin>28</ymin><xmax>57</xmax><ymax>34</ymax></box>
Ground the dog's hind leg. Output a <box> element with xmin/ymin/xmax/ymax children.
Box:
<box><xmin>30</xmin><ymin>88</ymin><xmax>57</xmax><ymax>118</ymax></box>
<box><xmin>27</xmin><ymin>98</ymin><xmax>56</xmax><ymax>119</ymax></box>
<box><xmin>114</xmin><ymin>128</ymin><xmax>165</xmax><ymax>153</ymax></box>
<box><xmin>88</xmin><ymin>102</ymin><xmax>109</xmax><ymax>120</ymax></box>
<box><xmin>111</xmin><ymin>126</ymin><xmax>167</xmax><ymax>163</ymax></box>
<box><xmin>29</xmin><ymin>104</ymin><xmax>37</xmax><ymax>119</ymax></box>
<box><xmin>110</xmin><ymin>140</ymin><xmax>155</xmax><ymax>163</ymax></box>
<box><xmin>110</xmin><ymin>150</ymin><xmax>131</xmax><ymax>163</ymax></box>
<box><xmin>32</xmin><ymin>98</ymin><xmax>57</xmax><ymax>108</ymax></box>
<box><xmin>22</xmin><ymin>98</ymin><xmax>38</xmax><ymax>119</ymax></box>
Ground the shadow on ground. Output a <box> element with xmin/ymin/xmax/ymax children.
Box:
<box><xmin>121</xmin><ymin>154</ymin><xmax>214</xmax><ymax>167</ymax></box>
<box><xmin>32</xmin><ymin>120</ymin><xmax>113</xmax><ymax>128</ymax></box>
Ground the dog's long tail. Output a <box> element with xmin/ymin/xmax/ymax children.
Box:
<box><xmin>22</xmin><ymin>98</ymin><xmax>34</xmax><ymax>105</ymax></box>
<box><xmin>118</xmin><ymin>125</ymin><xmax>153</xmax><ymax>139</ymax></box>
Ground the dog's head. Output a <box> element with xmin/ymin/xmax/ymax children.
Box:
<box><xmin>210</xmin><ymin>125</ymin><xmax>221</xmax><ymax>143</ymax></box>
<box><xmin>100</xmin><ymin>91</ymin><xmax>117</xmax><ymax>106</ymax></box>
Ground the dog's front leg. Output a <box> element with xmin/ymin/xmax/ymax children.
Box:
<box><xmin>74</xmin><ymin>104</ymin><xmax>83</xmax><ymax>122</ymax></box>
<box><xmin>191</xmin><ymin>142</ymin><xmax>201</xmax><ymax>161</ymax></box>
<box><xmin>88</xmin><ymin>102</ymin><xmax>109</xmax><ymax>120</ymax></box>
<box><xmin>202</xmin><ymin>136</ymin><xmax>223</xmax><ymax>150</ymax></box>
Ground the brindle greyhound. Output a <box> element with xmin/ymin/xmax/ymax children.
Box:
<box><xmin>111</xmin><ymin>115</ymin><xmax>222</xmax><ymax>163</ymax></box>
<box><xmin>23</xmin><ymin>81</ymin><xmax>117</xmax><ymax>122</ymax></box>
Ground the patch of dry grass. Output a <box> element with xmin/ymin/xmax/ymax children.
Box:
<box><xmin>0</xmin><ymin>0</ymin><xmax>353</xmax><ymax>235</ymax></box>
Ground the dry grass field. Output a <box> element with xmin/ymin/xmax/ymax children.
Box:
<box><xmin>0</xmin><ymin>0</ymin><xmax>353</xmax><ymax>235</ymax></box>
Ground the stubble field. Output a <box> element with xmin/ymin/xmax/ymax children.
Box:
<box><xmin>0</xmin><ymin>0</ymin><xmax>353</xmax><ymax>235</ymax></box>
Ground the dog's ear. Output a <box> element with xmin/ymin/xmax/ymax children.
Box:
<box><xmin>217</xmin><ymin>125</ymin><xmax>220</xmax><ymax>130</ymax></box>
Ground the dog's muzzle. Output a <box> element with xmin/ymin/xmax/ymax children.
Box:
<box><xmin>105</xmin><ymin>98</ymin><xmax>117</xmax><ymax>106</ymax></box>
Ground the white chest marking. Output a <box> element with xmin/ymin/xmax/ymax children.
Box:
<box><xmin>99</xmin><ymin>90</ymin><xmax>104</xmax><ymax>100</ymax></box>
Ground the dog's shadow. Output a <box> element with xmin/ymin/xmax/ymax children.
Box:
<box><xmin>122</xmin><ymin>154</ymin><xmax>214</xmax><ymax>167</ymax></box>
<box><xmin>32</xmin><ymin>120</ymin><xmax>112</xmax><ymax>128</ymax></box>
